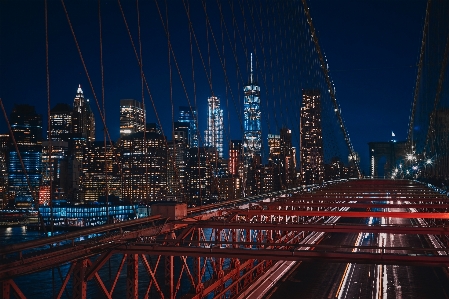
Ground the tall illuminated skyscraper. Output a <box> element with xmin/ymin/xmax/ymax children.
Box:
<box><xmin>119</xmin><ymin>130</ymin><xmax>167</xmax><ymax>202</ymax></box>
<box><xmin>204</xmin><ymin>96</ymin><xmax>224</xmax><ymax>158</ymax></box>
<box><xmin>49</xmin><ymin>103</ymin><xmax>72</xmax><ymax>141</ymax></box>
<box><xmin>8</xmin><ymin>105</ymin><xmax>42</xmax><ymax>207</ymax></box>
<box><xmin>119</xmin><ymin>99</ymin><xmax>145</xmax><ymax>137</ymax></box>
<box><xmin>243</xmin><ymin>53</ymin><xmax>261</xmax><ymax>160</ymax></box>
<box><xmin>72</xmin><ymin>85</ymin><xmax>95</xmax><ymax>142</ymax></box>
<box><xmin>243</xmin><ymin>53</ymin><xmax>262</xmax><ymax>195</ymax></box>
<box><xmin>178</xmin><ymin>106</ymin><xmax>198</xmax><ymax>148</ymax></box>
<box><xmin>300</xmin><ymin>90</ymin><xmax>324</xmax><ymax>185</ymax></box>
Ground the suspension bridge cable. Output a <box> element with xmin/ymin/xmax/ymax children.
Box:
<box><xmin>60</xmin><ymin>0</ymin><xmax>113</xmax><ymax>148</ymax></box>
<box><xmin>98</xmin><ymin>0</ymin><xmax>109</xmax><ymax>222</ymax></box>
<box><xmin>301</xmin><ymin>0</ymin><xmax>361</xmax><ymax>177</ymax></box>
<box><xmin>200</xmin><ymin>0</ymin><xmax>243</xmax><ymax>144</ymax></box>
<box><xmin>408</xmin><ymin>0</ymin><xmax>432</xmax><ymax>148</ymax></box>
<box><xmin>424</xmin><ymin>32</ymin><xmax>449</xmax><ymax>157</ymax></box>
<box><xmin>44</xmin><ymin>0</ymin><xmax>56</xmax><ymax>295</ymax></box>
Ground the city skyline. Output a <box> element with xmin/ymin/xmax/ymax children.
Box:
<box><xmin>0</xmin><ymin>1</ymin><xmax>427</xmax><ymax>174</ymax></box>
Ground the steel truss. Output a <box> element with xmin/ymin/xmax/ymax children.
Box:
<box><xmin>1</xmin><ymin>179</ymin><xmax>449</xmax><ymax>298</ymax></box>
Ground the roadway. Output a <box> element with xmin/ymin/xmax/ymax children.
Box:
<box><xmin>265</xmin><ymin>211</ymin><xmax>449</xmax><ymax>299</ymax></box>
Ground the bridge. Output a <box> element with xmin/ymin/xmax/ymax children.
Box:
<box><xmin>1</xmin><ymin>0</ymin><xmax>449</xmax><ymax>298</ymax></box>
<box><xmin>1</xmin><ymin>179</ymin><xmax>449</xmax><ymax>298</ymax></box>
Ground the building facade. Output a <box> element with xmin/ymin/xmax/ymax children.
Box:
<box><xmin>119</xmin><ymin>131</ymin><xmax>167</xmax><ymax>202</ymax></box>
<box><xmin>204</xmin><ymin>96</ymin><xmax>224</xmax><ymax>158</ymax></box>
<box><xmin>178</xmin><ymin>106</ymin><xmax>198</xmax><ymax>148</ymax></box>
<box><xmin>120</xmin><ymin>99</ymin><xmax>145</xmax><ymax>137</ymax></box>
<box><xmin>8</xmin><ymin>105</ymin><xmax>43</xmax><ymax>207</ymax></box>
<box><xmin>300</xmin><ymin>90</ymin><xmax>324</xmax><ymax>185</ymax></box>
<box><xmin>72</xmin><ymin>85</ymin><xmax>95</xmax><ymax>142</ymax></box>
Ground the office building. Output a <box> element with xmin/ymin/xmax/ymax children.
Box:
<box><xmin>41</xmin><ymin>140</ymin><xmax>69</xmax><ymax>199</ymax></box>
<box><xmin>8</xmin><ymin>105</ymin><xmax>43</xmax><ymax>207</ymax></box>
<box><xmin>178</xmin><ymin>106</ymin><xmax>198</xmax><ymax>148</ymax></box>
<box><xmin>228</xmin><ymin>140</ymin><xmax>243</xmax><ymax>177</ymax></box>
<box><xmin>72</xmin><ymin>85</ymin><xmax>95</xmax><ymax>142</ymax></box>
<box><xmin>243</xmin><ymin>54</ymin><xmax>262</xmax><ymax>195</ymax></box>
<box><xmin>186</xmin><ymin>147</ymin><xmax>211</xmax><ymax>205</ymax></box>
<box><xmin>300</xmin><ymin>90</ymin><xmax>324</xmax><ymax>185</ymax></box>
<box><xmin>243</xmin><ymin>53</ymin><xmax>262</xmax><ymax>160</ymax></box>
<box><xmin>82</xmin><ymin>141</ymin><xmax>121</xmax><ymax>202</ymax></box>
<box><xmin>167</xmin><ymin>140</ymin><xmax>188</xmax><ymax>201</ymax></box>
<box><xmin>120</xmin><ymin>99</ymin><xmax>145</xmax><ymax>137</ymax></box>
<box><xmin>204</xmin><ymin>96</ymin><xmax>224</xmax><ymax>158</ymax></box>
<box><xmin>49</xmin><ymin>103</ymin><xmax>72</xmax><ymax>141</ymax></box>
<box><xmin>0</xmin><ymin>134</ymin><xmax>9</xmax><ymax>208</ymax></box>
<box><xmin>119</xmin><ymin>130</ymin><xmax>167</xmax><ymax>202</ymax></box>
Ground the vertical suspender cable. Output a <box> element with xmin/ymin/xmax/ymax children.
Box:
<box><xmin>98</xmin><ymin>0</ymin><xmax>109</xmax><ymax>223</ymax></box>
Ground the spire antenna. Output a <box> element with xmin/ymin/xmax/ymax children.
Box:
<box><xmin>250</xmin><ymin>53</ymin><xmax>253</xmax><ymax>84</ymax></box>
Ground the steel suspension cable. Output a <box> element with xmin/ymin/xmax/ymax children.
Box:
<box><xmin>60</xmin><ymin>0</ymin><xmax>113</xmax><ymax>148</ymax></box>
<box><xmin>99</xmin><ymin>0</ymin><xmax>109</xmax><ymax>221</ymax></box>
<box><xmin>408</xmin><ymin>0</ymin><xmax>431</xmax><ymax>149</ymax></box>
<box><xmin>301</xmin><ymin>0</ymin><xmax>361</xmax><ymax>177</ymax></box>
<box><xmin>200</xmin><ymin>0</ymin><xmax>244</xmax><ymax>144</ymax></box>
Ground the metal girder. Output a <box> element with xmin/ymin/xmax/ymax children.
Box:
<box><xmin>264</xmin><ymin>202</ymin><xmax>449</xmax><ymax>209</ymax></box>
<box><xmin>0</xmin><ymin>223</ymin><xmax>180</xmax><ymax>281</ymax></box>
<box><xmin>0</xmin><ymin>215</ymin><xmax>164</xmax><ymax>256</ymax></box>
<box><xmin>173</xmin><ymin>221</ymin><xmax>449</xmax><ymax>235</ymax></box>
<box><xmin>112</xmin><ymin>245</ymin><xmax>449</xmax><ymax>267</ymax></box>
<box><xmin>290</xmin><ymin>196</ymin><xmax>447</xmax><ymax>201</ymax></box>
<box><xmin>126</xmin><ymin>254</ymin><xmax>138</xmax><ymax>299</ymax></box>
<box><xmin>73</xmin><ymin>260</ymin><xmax>88</xmax><ymax>299</ymax></box>
<box><xmin>231</xmin><ymin>210</ymin><xmax>449</xmax><ymax>219</ymax></box>
<box><xmin>1</xmin><ymin>280</ymin><xmax>26</xmax><ymax>299</ymax></box>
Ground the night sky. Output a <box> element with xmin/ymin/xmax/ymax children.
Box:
<box><xmin>0</xmin><ymin>0</ymin><xmax>427</xmax><ymax>174</ymax></box>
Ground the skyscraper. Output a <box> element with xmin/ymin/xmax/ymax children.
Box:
<box><xmin>178</xmin><ymin>106</ymin><xmax>198</xmax><ymax>148</ymax></box>
<box><xmin>72</xmin><ymin>85</ymin><xmax>95</xmax><ymax>142</ymax></box>
<box><xmin>49</xmin><ymin>103</ymin><xmax>72</xmax><ymax>141</ymax></box>
<box><xmin>167</xmin><ymin>140</ymin><xmax>188</xmax><ymax>201</ymax></box>
<box><xmin>204</xmin><ymin>96</ymin><xmax>224</xmax><ymax>158</ymax></box>
<box><xmin>280</xmin><ymin>127</ymin><xmax>297</xmax><ymax>188</ymax></box>
<box><xmin>187</xmin><ymin>147</ymin><xmax>211</xmax><ymax>205</ymax></box>
<box><xmin>120</xmin><ymin>99</ymin><xmax>145</xmax><ymax>137</ymax></box>
<box><xmin>243</xmin><ymin>53</ymin><xmax>262</xmax><ymax>195</ymax></box>
<box><xmin>300</xmin><ymin>90</ymin><xmax>324</xmax><ymax>185</ymax></box>
<box><xmin>228</xmin><ymin>140</ymin><xmax>243</xmax><ymax>176</ymax></box>
<box><xmin>119</xmin><ymin>130</ymin><xmax>167</xmax><ymax>202</ymax></box>
<box><xmin>41</xmin><ymin>140</ymin><xmax>69</xmax><ymax>200</ymax></box>
<box><xmin>243</xmin><ymin>53</ymin><xmax>262</xmax><ymax>159</ymax></box>
<box><xmin>0</xmin><ymin>134</ymin><xmax>9</xmax><ymax>208</ymax></box>
<box><xmin>8</xmin><ymin>105</ymin><xmax>42</xmax><ymax>207</ymax></box>
<box><xmin>82</xmin><ymin>141</ymin><xmax>121</xmax><ymax>202</ymax></box>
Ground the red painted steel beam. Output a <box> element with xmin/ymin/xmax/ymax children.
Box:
<box><xmin>112</xmin><ymin>245</ymin><xmax>449</xmax><ymax>267</ymax></box>
<box><xmin>162</xmin><ymin>240</ymin><xmax>446</xmax><ymax>253</ymax></box>
<box><xmin>0</xmin><ymin>215</ymin><xmax>164</xmax><ymax>255</ymax></box>
<box><xmin>286</xmin><ymin>199</ymin><xmax>448</xmax><ymax>203</ymax></box>
<box><xmin>264</xmin><ymin>203</ymin><xmax>449</xmax><ymax>209</ymax></box>
<box><xmin>174</xmin><ymin>221</ymin><xmax>449</xmax><ymax>235</ymax></box>
<box><xmin>231</xmin><ymin>210</ymin><xmax>449</xmax><ymax>219</ymax></box>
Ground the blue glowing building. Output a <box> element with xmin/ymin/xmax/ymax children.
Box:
<box><xmin>204</xmin><ymin>96</ymin><xmax>224</xmax><ymax>158</ymax></box>
<box><xmin>178</xmin><ymin>106</ymin><xmax>198</xmax><ymax>148</ymax></box>
<box><xmin>8</xmin><ymin>105</ymin><xmax>43</xmax><ymax>208</ymax></box>
<box><xmin>243</xmin><ymin>53</ymin><xmax>261</xmax><ymax>160</ymax></box>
